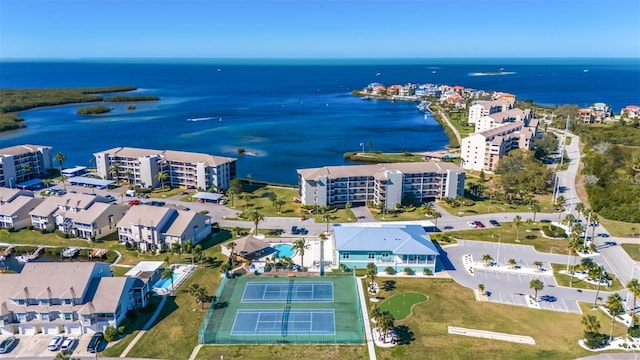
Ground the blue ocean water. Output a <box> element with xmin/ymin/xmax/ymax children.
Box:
<box><xmin>1</xmin><ymin>58</ymin><xmax>639</xmax><ymax>184</ymax></box>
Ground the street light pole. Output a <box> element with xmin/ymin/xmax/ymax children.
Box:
<box><xmin>494</xmin><ymin>235</ymin><xmax>501</xmax><ymax>266</ymax></box>
<box><xmin>593</xmin><ymin>265</ymin><xmax>604</xmax><ymax>309</ymax></box>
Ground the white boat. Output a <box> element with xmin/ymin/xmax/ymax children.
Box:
<box><xmin>16</xmin><ymin>255</ymin><xmax>32</xmax><ymax>263</ymax></box>
<box><xmin>62</xmin><ymin>247</ymin><xmax>80</xmax><ymax>258</ymax></box>
<box><xmin>583</xmin><ymin>69</ymin><xmax>590</xmax><ymax>73</ymax></box>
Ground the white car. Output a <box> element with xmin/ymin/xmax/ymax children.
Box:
<box><xmin>60</xmin><ymin>337</ymin><xmax>75</xmax><ymax>351</ymax></box>
<box><xmin>47</xmin><ymin>335</ymin><xmax>64</xmax><ymax>351</ymax></box>
<box><xmin>466</xmin><ymin>221</ymin><xmax>477</xmax><ymax>228</ymax></box>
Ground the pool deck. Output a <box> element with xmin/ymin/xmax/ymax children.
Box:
<box><xmin>152</xmin><ymin>264</ymin><xmax>196</xmax><ymax>295</ymax></box>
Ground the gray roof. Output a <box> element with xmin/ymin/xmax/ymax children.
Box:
<box><xmin>0</xmin><ymin>144</ymin><xmax>51</xmax><ymax>157</ymax></box>
<box><xmin>0</xmin><ymin>196</ymin><xmax>43</xmax><ymax>216</ymax></box>
<box><xmin>297</xmin><ymin>161</ymin><xmax>463</xmax><ymax>180</ymax></box>
<box><xmin>224</xmin><ymin>235</ymin><xmax>269</xmax><ymax>255</ymax></box>
<box><xmin>192</xmin><ymin>192</ymin><xmax>223</xmax><ymax>201</ymax></box>
<box><xmin>117</xmin><ymin>205</ymin><xmax>174</xmax><ymax>229</ymax></box>
<box><xmin>164</xmin><ymin>210</ymin><xmax>210</xmax><ymax>237</ymax></box>
<box><xmin>334</xmin><ymin>224</ymin><xmax>438</xmax><ymax>255</ymax></box>
<box><xmin>95</xmin><ymin>147</ymin><xmax>235</xmax><ymax>166</ymax></box>
<box><xmin>85</xmin><ymin>277</ymin><xmax>130</xmax><ymax>314</ymax></box>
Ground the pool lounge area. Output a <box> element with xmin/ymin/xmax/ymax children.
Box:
<box><xmin>152</xmin><ymin>264</ymin><xmax>196</xmax><ymax>295</ymax></box>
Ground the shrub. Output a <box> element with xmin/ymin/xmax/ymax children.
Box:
<box><xmin>103</xmin><ymin>325</ymin><xmax>118</xmax><ymax>342</ymax></box>
<box><xmin>403</xmin><ymin>267</ymin><xmax>414</xmax><ymax>275</ymax></box>
<box><xmin>385</xmin><ymin>266</ymin><xmax>395</xmax><ymax>275</ymax></box>
<box><xmin>423</xmin><ymin>268</ymin><xmax>433</xmax><ymax>275</ymax></box>
<box><xmin>629</xmin><ymin>325</ymin><xmax>640</xmax><ymax>338</ymax></box>
<box><xmin>584</xmin><ymin>332</ymin><xmax>609</xmax><ymax>349</ymax></box>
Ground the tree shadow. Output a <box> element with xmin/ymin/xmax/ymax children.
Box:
<box><xmin>382</xmin><ymin>280</ymin><xmax>396</xmax><ymax>291</ymax></box>
<box><xmin>394</xmin><ymin>325</ymin><xmax>415</xmax><ymax>345</ymax></box>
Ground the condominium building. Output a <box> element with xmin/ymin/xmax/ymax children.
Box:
<box><xmin>0</xmin><ymin>188</ymin><xmax>43</xmax><ymax>230</ymax></box>
<box><xmin>467</xmin><ymin>100</ymin><xmax>515</xmax><ymax>124</ymax></box>
<box><xmin>474</xmin><ymin>108</ymin><xmax>532</xmax><ymax>132</ymax></box>
<box><xmin>297</xmin><ymin>162</ymin><xmax>465</xmax><ymax>210</ymax></box>
<box><xmin>461</xmin><ymin>119</ymin><xmax>539</xmax><ymax>172</ymax></box>
<box><xmin>0</xmin><ymin>145</ymin><xmax>52</xmax><ymax>188</ymax></box>
<box><xmin>94</xmin><ymin>147</ymin><xmax>236</xmax><ymax>191</ymax></box>
<box><xmin>0</xmin><ymin>262</ymin><xmax>147</xmax><ymax>335</ymax></box>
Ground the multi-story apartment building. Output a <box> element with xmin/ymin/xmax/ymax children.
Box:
<box><xmin>0</xmin><ymin>145</ymin><xmax>52</xmax><ymax>188</ymax></box>
<box><xmin>0</xmin><ymin>262</ymin><xmax>147</xmax><ymax>335</ymax></box>
<box><xmin>474</xmin><ymin>108</ymin><xmax>532</xmax><ymax>132</ymax></box>
<box><xmin>460</xmin><ymin>119</ymin><xmax>539</xmax><ymax>172</ymax></box>
<box><xmin>297</xmin><ymin>162</ymin><xmax>465</xmax><ymax>210</ymax></box>
<box><xmin>467</xmin><ymin>100</ymin><xmax>515</xmax><ymax>125</ymax></box>
<box><xmin>0</xmin><ymin>188</ymin><xmax>43</xmax><ymax>230</ymax></box>
<box><xmin>29</xmin><ymin>193</ymin><xmax>128</xmax><ymax>240</ymax></box>
<box><xmin>117</xmin><ymin>205</ymin><xmax>212</xmax><ymax>252</ymax></box>
<box><xmin>94</xmin><ymin>147</ymin><xmax>236</xmax><ymax>191</ymax></box>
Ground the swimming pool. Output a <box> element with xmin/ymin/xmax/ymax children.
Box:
<box><xmin>273</xmin><ymin>244</ymin><xmax>296</xmax><ymax>258</ymax></box>
<box><xmin>153</xmin><ymin>273</ymin><xmax>181</xmax><ymax>290</ymax></box>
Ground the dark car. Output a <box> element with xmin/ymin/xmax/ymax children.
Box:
<box><xmin>291</xmin><ymin>226</ymin><xmax>298</xmax><ymax>234</ymax></box>
<box><xmin>443</xmin><ymin>226</ymin><xmax>454</xmax><ymax>230</ymax></box>
<box><xmin>87</xmin><ymin>332</ymin><xmax>104</xmax><ymax>353</ymax></box>
<box><xmin>474</xmin><ymin>221</ymin><xmax>485</xmax><ymax>228</ymax></box>
<box><xmin>0</xmin><ymin>336</ymin><xmax>16</xmax><ymax>354</ymax></box>
<box><xmin>489</xmin><ymin>219</ymin><xmax>500</xmax><ymax>226</ymax></box>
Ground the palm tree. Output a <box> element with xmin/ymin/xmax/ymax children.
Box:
<box><xmin>226</xmin><ymin>241</ymin><xmax>237</xmax><ymax>267</ymax></box>
<box><xmin>195</xmin><ymin>286</ymin><xmax>208</xmax><ymax>310</ymax></box>
<box><xmin>581</xmin><ymin>314</ymin><xmax>601</xmax><ymax>335</ymax></box>
<box><xmin>563</xmin><ymin>214</ymin><xmax>576</xmax><ymax>226</ymax></box>
<box><xmin>53</xmin><ymin>152</ymin><xmax>66</xmax><ymax>186</ymax></box>
<box><xmin>366</xmin><ymin>262</ymin><xmax>378</xmax><ymax>292</ymax></box>
<box><xmin>171</xmin><ymin>242</ymin><xmax>182</xmax><ymax>264</ymax></box>
<box><xmin>367</xmin><ymin>141</ymin><xmax>373</xmax><ymax>152</ymax></box>
<box><xmin>478</xmin><ymin>283</ymin><xmax>485</xmax><ymax>295</ymax></box>
<box><xmin>188</xmin><ymin>283</ymin><xmax>202</xmax><ymax>304</ymax></box>
<box><xmin>322</xmin><ymin>213</ymin><xmax>331</xmax><ymax>233</ymax></box>
<box><xmin>481</xmin><ymin>254</ymin><xmax>493</xmax><ymax>266</ymax></box>
<box><xmin>42</xmin><ymin>178</ymin><xmax>53</xmax><ymax>189</ymax></box>
<box><xmin>109</xmin><ymin>163</ymin><xmax>121</xmax><ymax>184</ymax></box>
<box><xmin>555</xmin><ymin>195</ymin><xmax>566</xmax><ymax>221</ymax></box>
<box><xmin>568</xmin><ymin>235</ymin><xmax>584</xmax><ymax>287</ymax></box>
<box><xmin>156</xmin><ymin>172</ymin><xmax>168</xmax><ymax>197</ymax></box>
<box><xmin>627</xmin><ymin>279</ymin><xmax>640</xmax><ymax>327</ymax></box>
<box><xmin>275</xmin><ymin>200</ymin><xmax>286</xmax><ymax>214</ymax></box>
<box><xmin>605</xmin><ymin>293</ymin><xmax>624</xmax><ymax>341</ymax></box>
<box><xmin>432</xmin><ymin>211</ymin><xmax>441</xmax><ymax>228</ymax></box>
<box><xmin>246</xmin><ymin>173</ymin><xmax>253</xmax><ymax>186</ymax></box>
<box><xmin>529</xmin><ymin>279</ymin><xmax>544</xmax><ymax>301</ymax></box>
<box><xmin>124</xmin><ymin>170</ymin><xmax>132</xmax><ymax>185</ymax></box>
<box><xmin>533</xmin><ymin>260</ymin><xmax>543</xmax><ymax>271</ymax></box>
<box><xmin>513</xmin><ymin>215</ymin><xmax>522</xmax><ymax>242</ymax></box>
<box><xmin>530</xmin><ymin>200</ymin><xmax>541</xmax><ymax>222</ymax></box>
<box><xmin>227</xmin><ymin>178</ymin><xmax>242</xmax><ymax>208</ymax></box>
<box><xmin>575</xmin><ymin>202</ymin><xmax>585</xmax><ymax>222</ymax></box>
<box><xmin>193</xmin><ymin>244</ymin><xmax>203</xmax><ymax>266</ymax></box>
<box><xmin>508</xmin><ymin>258</ymin><xmax>516</xmax><ymax>269</ymax></box>
<box><xmin>292</xmin><ymin>238</ymin><xmax>309</xmax><ymax>269</ymax></box>
<box><xmin>380</xmin><ymin>311</ymin><xmax>395</xmax><ymax>343</ymax></box>
<box><xmin>162</xmin><ymin>267</ymin><xmax>175</xmax><ymax>294</ymax></box>
<box><xmin>247</xmin><ymin>209</ymin><xmax>264</xmax><ymax>234</ymax></box>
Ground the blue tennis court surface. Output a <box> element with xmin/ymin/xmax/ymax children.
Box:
<box><xmin>231</xmin><ymin>309</ymin><xmax>335</xmax><ymax>335</ymax></box>
<box><xmin>242</xmin><ymin>281</ymin><xmax>334</xmax><ymax>303</ymax></box>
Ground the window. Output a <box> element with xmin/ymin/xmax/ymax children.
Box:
<box><xmin>64</xmin><ymin>313</ymin><xmax>73</xmax><ymax>321</ymax></box>
<box><xmin>342</xmin><ymin>252</ymin><xmax>350</xmax><ymax>259</ymax></box>
<box><xmin>368</xmin><ymin>252</ymin><xmax>375</xmax><ymax>259</ymax></box>
<box><xmin>381</xmin><ymin>252</ymin><xmax>389</xmax><ymax>258</ymax></box>
<box><xmin>64</xmin><ymin>299</ymin><xmax>72</xmax><ymax>305</ymax></box>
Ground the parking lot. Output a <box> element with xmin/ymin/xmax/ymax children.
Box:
<box><xmin>0</xmin><ymin>333</ymin><xmax>97</xmax><ymax>358</ymax></box>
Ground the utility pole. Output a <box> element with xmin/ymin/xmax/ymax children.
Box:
<box><xmin>559</xmin><ymin>115</ymin><xmax>570</xmax><ymax>169</ymax></box>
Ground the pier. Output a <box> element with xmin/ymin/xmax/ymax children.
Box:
<box><xmin>16</xmin><ymin>245</ymin><xmax>44</xmax><ymax>263</ymax></box>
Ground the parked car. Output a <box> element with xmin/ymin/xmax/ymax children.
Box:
<box><xmin>87</xmin><ymin>332</ymin><xmax>104</xmax><ymax>353</ymax></box>
<box><xmin>60</xmin><ymin>337</ymin><xmax>75</xmax><ymax>351</ymax></box>
<box><xmin>150</xmin><ymin>201</ymin><xmax>166</xmax><ymax>206</ymax></box>
<box><xmin>299</xmin><ymin>228</ymin><xmax>308</xmax><ymax>235</ymax></box>
<box><xmin>128</xmin><ymin>199</ymin><xmax>141</xmax><ymax>206</ymax></box>
<box><xmin>105</xmin><ymin>195</ymin><xmax>116</xmax><ymax>202</ymax></box>
<box><xmin>48</xmin><ymin>335</ymin><xmax>64</xmax><ymax>351</ymax></box>
<box><xmin>466</xmin><ymin>221</ymin><xmax>477</xmax><ymax>228</ymax></box>
<box><xmin>0</xmin><ymin>336</ymin><xmax>16</xmax><ymax>354</ymax></box>
<box><xmin>489</xmin><ymin>219</ymin><xmax>500</xmax><ymax>226</ymax></box>
<box><xmin>474</xmin><ymin>221</ymin><xmax>485</xmax><ymax>228</ymax></box>
<box><xmin>443</xmin><ymin>226</ymin><xmax>454</xmax><ymax>230</ymax></box>
<box><xmin>291</xmin><ymin>226</ymin><xmax>298</xmax><ymax>234</ymax></box>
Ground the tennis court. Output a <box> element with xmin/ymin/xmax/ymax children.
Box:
<box><xmin>241</xmin><ymin>281</ymin><xmax>334</xmax><ymax>303</ymax></box>
<box><xmin>198</xmin><ymin>275</ymin><xmax>364</xmax><ymax>344</ymax></box>
<box><xmin>231</xmin><ymin>309</ymin><xmax>335</xmax><ymax>335</ymax></box>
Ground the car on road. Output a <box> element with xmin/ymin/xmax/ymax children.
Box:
<box><xmin>48</xmin><ymin>335</ymin><xmax>64</xmax><ymax>351</ymax></box>
<box><xmin>219</xmin><ymin>199</ymin><xmax>228</xmax><ymax>205</ymax></box>
<box><xmin>104</xmin><ymin>194</ymin><xmax>116</xmax><ymax>202</ymax></box>
<box><xmin>604</xmin><ymin>241</ymin><xmax>618</xmax><ymax>246</ymax></box>
<box><xmin>60</xmin><ymin>337</ymin><xmax>75</xmax><ymax>351</ymax></box>
<box><xmin>489</xmin><ymin>219</ymin><xmax>500</xmax><ymax>226</ymax></box>
<box><xmin>466</xmin><ymin>221</ymin><xmax>477</xmax><ymax>228</ymax></box>
<box><xmin>599</xmin><ymin>233</ymin><xmax>610</xmax><ymax>238</ymax></box>
<box><xmin>87</xmin><ymin>332</ymin><xmax>104</xmax><ymax>353</ymax></box>
<box><xmin>0</xmin><ymin>336</ymin><xmax>16</xmax><ymax>354</ymax></box>
<box><xmin>150</xmin><ymin>201</ymin><xmax>166</xmax><ymax>206</ymax></box>
<box><xmin>474</xmin><ymin>221</ymin><xmax>485</xmax><ymax>228</ymax></box>
<box><xmin>443</xmin><ymin>226</ymin><xmax>454</xmax><ymax>230</ymax></box>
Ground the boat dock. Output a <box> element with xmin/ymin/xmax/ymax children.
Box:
<box><xmin>89</xmin><ymin>249</ymin><xmax>108</xmax><ymax>258</ymax></box>
<box><xmin>0</xmin><ymin>245</ymin><xmax>14</xmax><ymax>260</ymax></box>
<box><xmin>16</xmin><ymin>245</ymin><xmax>44</xmax><ymax>263</ymax></box>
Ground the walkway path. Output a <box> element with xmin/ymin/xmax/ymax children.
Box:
<box><xmin>448</xmin><ymin>326</ymin><xmax>536</xmax><ymax>345</ymax></box>
<box><xmin>355</xmin><ymin>277</ymin><xmax>377</xmax><ymax>360</ymax></box>
<box><xmin>435</xmin><ymin>109</ymin><xmax>462</xmax><ymax>146</ymax></box>
<box><xmin>119</xmin><ymin>294</ymin><xmax>169</xmax><ymax>358</ymax></box>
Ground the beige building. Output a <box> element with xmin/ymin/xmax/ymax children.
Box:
<box><xmin>0</xmin><ymin>144</ymin><xmax>52</xmax><ymax>188</ymax></box>
<box><xmin>29</xmin><ymin>193</ymin><xmax>128</xmax><ymax>239</ymax></box>
<box><xmin>94</xmin><ymin>147</ymin><xmax>236</xmax><ymax>191</ymax></box>
<box><xmin>467</xmin><ymin>100</ymin><xmax>515</xmax><ymax>125</ymax></box>
<box><xmin>0</xmin><ymin>188</ymin><xmax>43</xmax><ymax>230</ymax></box>
<box><xmin>0</xmin><ymin>262</ymin><xmax>146</xmax><ymax>335</ymax></box>
<box><xmin>474</xmin><ymin>108</ymin><xmax>532</xmax><ymax>132</ymax></box>
<box><xmin>461</xmin><ymin>118</ymin><xmax>539</xmax><ymax>172</ymax></box>
<box><xmin>297</xmin><ymin>162</ymin><xmax>465</xmax><ymax>210</ymax></box>
<box><xmin>117</xmin><ymin>205</ymin><xmax>212</xmax><ymax>252</ymax></box>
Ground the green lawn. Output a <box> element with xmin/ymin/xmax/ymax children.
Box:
<box><xmin>345</xmin><ymin>151</ymin><xmax>425</xmax><ymax>163</ymax></box>
<box><xmin>599</xmin><ymin>218</ymin><xmax>640</xmax><ymax>238</ymax></box>
<box><xmin>230</xmin><ymin>185</ymin><xmax>302</xmax><ymax>217</ymax></box>
<box><xmin>550</xmin><ymin>263</ymin><xmax>625</xmax><ymax>291</ymax></box>
<box><xmin>444</xmin><ymin>225</ymin><xmax>571</xmax><ymax>255</ymax></box>
<box><xmin>196</xmin><ymin>345</ymin><xmax>368</xmax><ymax>360</ymax></box>
<box><xmin>369</xmin><ymin>278</ymin><xmax>599</xmax><ymax>360</ymax></box>
<box><xmin>378</xmin><ymin>292</ymin><xmax>428</xmax><ymax>320</ymax></box>
<box><xmin>621</xmin><ymin>243</ymin><xmax>640</xmax><ymax>262</ymax></box>
<box><xmin>438</xmin><ymin>196</ymin><xmax>555</xmax><ymax>217</ymax></box>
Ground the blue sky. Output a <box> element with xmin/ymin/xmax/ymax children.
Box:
<box><xmin>1</xmin><ymin>0</ymin><xmax>639</xmax><ymax>59</ymax></box>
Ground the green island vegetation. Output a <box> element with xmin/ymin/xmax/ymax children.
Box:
<box><xmin>378</xmin><ymin>292</ymin><xmax>428</xmax><ymax>320</ymax></box>
<box><xmin>343</xmin><ymin>151</ymin><xmax>424</xmax><ymax>163</ymax></box>
<box><xmin>549</xmin><ymin>263</ymin><xmax>623</xmax><ymax>291</ymax></box>
<box><xmin>0</xmin><ymin>86</ymin><xmax>153</xmax><ymax>132</ymax></box>
<box><xmin>104</xmin><ymin>95</ymin><xmax>160</xmax><ymax>102</ymax></box>
<box><xmin>76</xmin><ymin>105</ymin><xmax>112</xmax><ymax>115</ymax></box>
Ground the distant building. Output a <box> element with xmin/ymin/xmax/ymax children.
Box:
<box><xmin>94</xmin><ymin>147</ymin><xmax>236</xmax><ymax>191</ymax></box>
<box><xmin>621</xmin><ymin>105</ymin><xmax>640</xmax><ymax>119</ymax></box>
<box><xmin>297</xmin><ymin>162</ymin><xmax>465</xmax><ymax>210</ymax></box>
<box><xmin>0</xmin><ymin>145</ymin><xmax>52</xmax><ymax>188</ymax></box>
<box><xmin>460</xmin><ymin>119</ymin><xmax>539</xmax><ymax>172</ymax></box>
<box><xmin>467</xmin><ymin>100</ymin><xmax>515</xmax><ymax>125</ymax></box>
<box><xmin>29</xmin><ymin>193</ymin><xmax>128</xmax><ymax>239</ymax></box>
<box><xmin>0</xmin><ymin>188</ymin><xmax>43</xmax><ymax>230</ymax></box>
<box><xmin>333</xmin><ymin>224</ymin><xmax>438</xmax><ymax>274</ymax></box>
<box><xmin>0</xmin><ymin>262</ymin><xmax>146</xmax><ymax>335</ymax></box>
